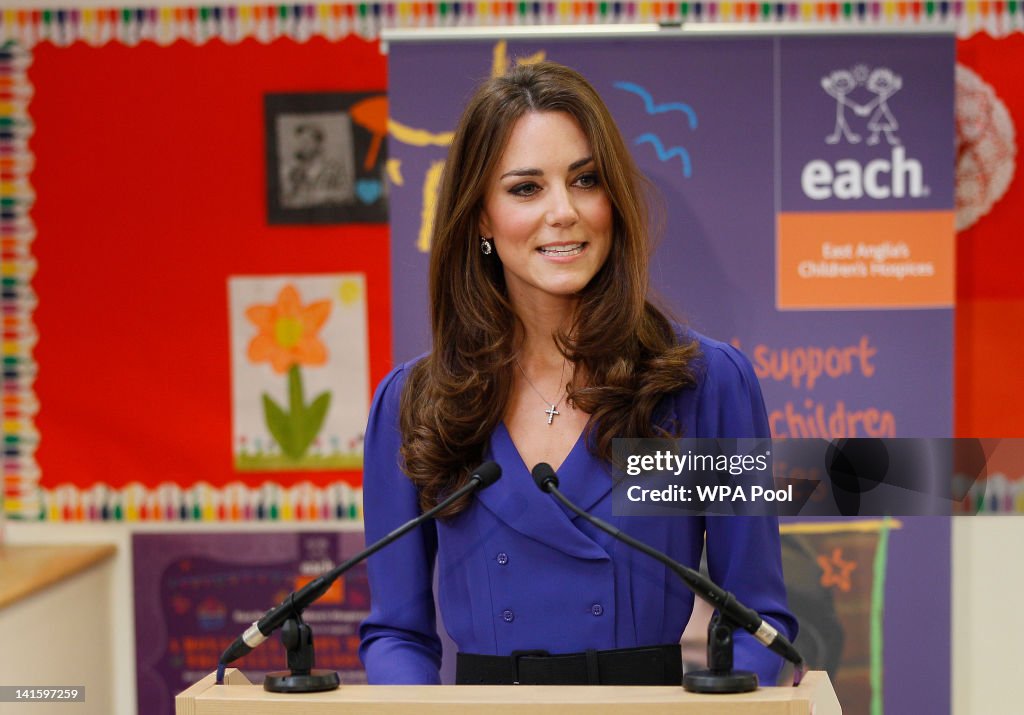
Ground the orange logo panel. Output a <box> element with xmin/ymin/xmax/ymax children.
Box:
<box><xmin>777</xmin><ymin>211</ymin><xmax>954</xmax><ymax>310</ymax></box>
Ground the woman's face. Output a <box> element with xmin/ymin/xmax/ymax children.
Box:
<box><xmin>479</xmin><ymin>111</ymin><xmax>613</xmax><ymax>311</ymax></box>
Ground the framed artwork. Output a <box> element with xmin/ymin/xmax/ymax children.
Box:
<box><xmin>265</xmin><ymin>91</ymin><xmax>388</xmax><ymax>225</ymax></box>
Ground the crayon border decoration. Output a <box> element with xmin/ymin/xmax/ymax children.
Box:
<box><xmin>0</xmin><ymin>3</ymin><xmax>1020</xmax><ymax>47</ymax></box>
<box><xmin>39</xmin><ymin>480</ymin><xmax>363</xmax><ymax>522</ymax></box>
<box><xmin>0</xmin><ymin>40</ymin><xmax>38</xmax><ymax>522</ymax></box>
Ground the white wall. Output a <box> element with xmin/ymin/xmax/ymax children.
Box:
<box><xmin>951</xmin><ymin>518</ymin><xmax>1024</xmax><ymax>715</ymax></box>
<box><xmin>5</xmin><ymin>522</ymin><xmax>140</xmax><ymax>715</ymax></box>
<box><xmin>0</xmin><ymin>548</ymin><xmax>113</xmax><ymax>715</ymax></box>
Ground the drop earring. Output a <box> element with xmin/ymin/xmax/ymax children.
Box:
<box><xmin>480</xmin><ymin>237</ymin><xmax>493</xmax><ymax>255</ymax></box>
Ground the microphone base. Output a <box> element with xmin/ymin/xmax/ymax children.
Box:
<box><xmin>683</xmin><ymin>669</ymin><xmax>758</xmax><ymax>694</ymax></box>
<box><xmin>263</xmin><ymin>669</ymin><xmax>341</xmax><ymax>693</ymax></box>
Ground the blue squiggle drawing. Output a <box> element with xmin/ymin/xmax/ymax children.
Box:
<box><xmin>613</xmin><ymin>81</ymin><xmax>698</xmax><ymax>129</ymax></box>
<box><xmin>634</xmin><ymin>133</ymin><xmax>692</xmax><ymax>178</ymax></box>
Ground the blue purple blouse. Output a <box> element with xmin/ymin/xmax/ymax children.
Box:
<box><xmin>358</xmin><ymin>333</ymin><xmax>797</xmax><ymax>685</ymax></box>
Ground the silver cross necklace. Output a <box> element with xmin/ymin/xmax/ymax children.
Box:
<box><xmin>515</xmin><ymin>357</ymin><xmax>568</xmax><ymax>425</ymax></box>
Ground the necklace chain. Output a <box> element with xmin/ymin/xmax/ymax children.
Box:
<box><xmin>515</xmin><ymin>357</ymin><xmax>567</xmax><ymax>425</ymax></box>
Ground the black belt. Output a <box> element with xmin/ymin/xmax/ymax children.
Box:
<box><xmin>455</xmin><ymin>644</ymin><xmax>682</xmax><ymax>685</ymax></box>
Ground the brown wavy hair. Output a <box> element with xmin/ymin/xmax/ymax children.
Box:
<box><xmin>400</xmin><ymin>61</ymin><xmax>699</xmax><ymax>517</ymax></box>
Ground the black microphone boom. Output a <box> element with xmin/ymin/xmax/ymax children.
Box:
<box><xmin>530</xmin><ymin>462</ymin><xmax>805</xmax><ymax>691</ymax></box>
<box><xmin>218</xmin><ymin>460</ymin><xmax>502</xmax><ymax>684</ymax></box>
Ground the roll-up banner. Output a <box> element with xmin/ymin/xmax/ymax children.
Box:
<box><xmin>386</xmin><ymin>27</ymin><xmax>954</xmax><ymax>714</ymax></box>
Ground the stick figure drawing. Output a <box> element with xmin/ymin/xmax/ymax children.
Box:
<box><xmin>862</xmin><ymin>68</ymin><xmax>903</xmax><ymax>146</ymax></box>
<box><xmin>820</xmin><ymin>65</ymin><xmax>904</xmax><ymax>147</ymax></box>
<box><xmin>822</xmin><ymin>70</ymin><xmax>862</xmax><ymax>144</ymax></box>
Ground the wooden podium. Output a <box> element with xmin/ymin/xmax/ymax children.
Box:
<box><xmin>177</xmin><ymin>669</ymin><xmax>841</xmax><ymax>714</ymax></box>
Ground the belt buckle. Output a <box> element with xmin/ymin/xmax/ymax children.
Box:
<box><xmin>509</xmin><ymin>649</ymin><xmax>550</xmax><ymax>685</ymax></box>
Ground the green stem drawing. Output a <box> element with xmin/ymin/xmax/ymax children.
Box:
<box><xmin>870</xmin><ymin>516</ymin><xmax>891</xmax><ymax>715</ymax></box>
<box><xmin>262</xmin><ymin>364</ymin><xmax>332</xmax><ymax>461</ymax></box>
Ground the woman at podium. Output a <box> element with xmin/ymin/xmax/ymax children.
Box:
<box><xmin>359</xmin><ymin>61</ymin><xmax>797</xmax><ymax>686</ymax></box>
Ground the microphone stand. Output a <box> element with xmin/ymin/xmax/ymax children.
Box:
<box><xmin>532</xmin><ymin>463</ymin><xmax>804</xmax><ymax>694</ymax></box>
<box><xmin>688</xmin><ymin>611</ymin><xmax>757</xmax><ymax>693</ymax></box>
<box><xmin>265</xmin><ymin>606</ymin><xmax>336</xmax><ymax>693</ymax></box>
<box><xmin>217</xmin><ymin>461</ymin><xmax>502</xmax><ymax>693</ymax></box>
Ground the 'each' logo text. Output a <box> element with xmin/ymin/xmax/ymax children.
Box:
<box><xmin>802</xmin><ymin>64</ymin><xmax>929</xmax><ymax>201</ymax></box>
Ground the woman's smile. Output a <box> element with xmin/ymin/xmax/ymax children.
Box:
<box><xmin>537</xmin><ymin>242</ymin><xmax>588</xmax><ymax>259</ymax></box>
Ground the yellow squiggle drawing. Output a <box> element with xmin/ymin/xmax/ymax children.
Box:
<box><xmin>517</xmin><ymin>51</ymin><xmax>547</xmax><ymax>68</ymax></box>
<box><xmin>388</xmin><ymin>119</ymin><xmax>453</xmax><ymax>147</ymax></box>
<box><xmin>491</xmin><ymin>40</ymin><xmax>546</xmax><ymax>78</ymax></box>
<box><xmin>492</xmin><ymin>40</ymin><xmax>508</xmax><ymax>78</ymax></box>
<box><xmin>386</xmin><ymin>158</ymin><xmax>404</xmax><ymax>187</ymax></box>
<box><xmin>418</xmin><ymin>160</ymin><xmax>445</xmax><ymax>254</ymax></box>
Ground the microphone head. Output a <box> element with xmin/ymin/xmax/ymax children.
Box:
<box><xmin>531</xmin><ymin>463</ymin><xmax>559</xmax><ymax>492</ymax></box>
<box><xmin>471</xmin><ymin>461</ymin><xmax>502</xmax><ymax>488</ymax></box>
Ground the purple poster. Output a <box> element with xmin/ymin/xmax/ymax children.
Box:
<box><xmin>133</xmin><ymin>531</ymin><xmax>368</xmax><ymax>715</ymax></box>
<box><xmin>387</xmin><ymin>31</ymin><xmax>954</xmax><ymax>714</ymax></box>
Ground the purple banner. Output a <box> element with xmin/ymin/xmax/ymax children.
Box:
<box><xmin>133</xmin><ymin>531</ymin><xmax>368</xmax><ymax>715</ymax></box>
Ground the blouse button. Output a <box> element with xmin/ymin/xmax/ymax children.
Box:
<box><xmin>502</xmin><ymin>609</ymin><xmax>515</xmax><ymax>623</ymax></box>
<box><xmin>591</xmin><ymin>603</ymin><xmax>604</xmax><ymax>617</ymax></box>
<box><xmin>496</xmin><ymin>552</ymin><xmax>509</xmax><ymax>565</ymax></box>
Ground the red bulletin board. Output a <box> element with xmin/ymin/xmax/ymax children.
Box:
<box><xmin>28</xmin><ymin>35</ymin><xmax>390</xmax><ymax>517</ymax></box>
<box><xmin>955</xmin><ymin>33</ymin><xmax>1024</xmax><ymax>439</ymax></box>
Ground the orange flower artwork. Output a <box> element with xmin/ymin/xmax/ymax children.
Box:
<box><xmin>246</xmin><ymin>284</ymin><xmax>331</xmax><ymax>374</ymax></box>
<box><xmin>243</xmin><ymin>284</ymin><xmax>334</xmax><ymax>462</ymax></box>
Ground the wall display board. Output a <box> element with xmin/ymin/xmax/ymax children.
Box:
<box><xmin>387</xmin><ymin>30</ymin><xmax>954</xmax><ymax>713</ymax></box>
<box><xmin>133</xmin><ymin>530</ymin><xmax>369</xmax><ymax>715</ymax></box>
<box><xmin>8</xmin><ymin>36</ymin><xmax>390</xmax><ymax>523</ymax></box>
<box><xmin>0</xmin><ymin>5</ymin><xmax>1019</xmax><ymax>510</ymax></box>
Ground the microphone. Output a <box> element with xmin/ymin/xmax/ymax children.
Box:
<box><xmin>530</xmin><ymin>462</ymin><xmax>805</xmax><ymax>687</ymax></box>
<box><xmin>218</xmin><ymin>461</ymin><xmax>502</xmax><ymax>678</ymax></box>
